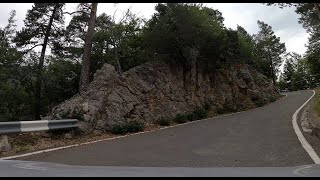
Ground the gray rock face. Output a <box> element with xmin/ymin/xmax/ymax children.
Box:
<box><xmin>50</xmin><ymin>61</ymin><xmax>279</xmax><ymax>132</ymax></box>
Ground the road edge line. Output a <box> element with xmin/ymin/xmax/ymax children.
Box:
<box><xmin>292</xmin><ymin>90</ymin><xmax>320</xmax><ymax>164</ymax></box>
<box><xmin>1</xmin><ymin>94</ymin><xmax>288</xmax><ymax>160</ymax></box>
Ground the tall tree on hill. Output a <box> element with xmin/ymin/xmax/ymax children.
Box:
<box><xmin>14</xmin><ymin>3</ymin><xmax>65</xmax><ymax>120</ymax></box>
<box><xmin>79</xmin><ymin>3</ymin><xmax>98</xmax><ymax>93</ymax></box>
<box><xmin>253</xmin><ymin>21</ymin><xmax>286</xmax><ymax>85</ymax></box>
<box><xmin>282</xmin><ymin>52</ymin><xmax>299</xmax><ymax>90</ymax></box>
<box><xmin>59</xmin><ymin>3</ymin><xmax>91</xmax><ymax>60</ymax></box>
<box><xmin>4</xmin><ymin>10</ymin><xmax>17</xmax><ymax>46</ymax></box>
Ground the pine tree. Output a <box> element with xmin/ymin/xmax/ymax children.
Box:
<box><xmin>79</xmin><ymin>3</ymin><xmax>98</xmax><ymax>93</ymax></box>
<box><xmin>254</xmin><ymin>21</ymin><xmax>286</xmax><ymax>84</ymax></box>
<box><xmin>14</xmin><ymin>3</ymin><xmax>65</xmax><ymax>120</ymax></box>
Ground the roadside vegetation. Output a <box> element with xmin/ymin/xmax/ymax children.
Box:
<box><xmin>2</xmin><ymin>3</ymin><xmax>318</xmax><ymax>122</ymax></box>
<box><xmin>1</xmin><ymin>2</ymin><xmax>320</xmax><ymax>157</ymax></box>
<box><xmin>314</xmin><ymin>88</ymin><xmax>320</xmax><ymax>117</ymax></box>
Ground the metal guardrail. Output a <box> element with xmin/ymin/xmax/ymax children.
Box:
<box><xmin>0</xmin><ymin>119</ymin><xmax>78</xmax><ymax>134</ymax></box>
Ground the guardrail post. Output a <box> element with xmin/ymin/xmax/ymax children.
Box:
<box><xmin>0</xmin><ymin>135</ymin><xmax>11</xmax><ymax>152</ymax></box>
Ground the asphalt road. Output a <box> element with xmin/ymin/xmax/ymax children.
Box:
<box><xmin>15</xmin><ymin>90</ymin><xmax>316</xmax><ymax>167</ymax></box>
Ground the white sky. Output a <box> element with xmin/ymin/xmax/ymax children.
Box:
<box><xmin>0</xmin><ymin>3</ymin><xmax>309</xmax><ymax>56</ymax></box>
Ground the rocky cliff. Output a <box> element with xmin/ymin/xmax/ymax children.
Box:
<box><xmin>50</xmin><ymin>60</ymin><xmax>279</xmax><ymax>132</ymax></box>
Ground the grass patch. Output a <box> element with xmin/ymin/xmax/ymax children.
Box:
<box><xmin>109</xmin><ymin>120</ymin><xmax>145</xmax><ymax>135</ymax></box>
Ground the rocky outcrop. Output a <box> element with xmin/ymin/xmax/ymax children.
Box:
<box><xmin>50</xmin><ymin>61</ymin><xmax>279</xmax><ymax>132</ymax></box>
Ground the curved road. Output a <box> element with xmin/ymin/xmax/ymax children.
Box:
<box><xmin>15</xmin><ymin>90</ymin><xmax>316</xmax><ymax>167</ymax></box>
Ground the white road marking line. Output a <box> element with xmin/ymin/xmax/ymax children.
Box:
<box><xmin>293</xmin><ymin>164</ymin><xmax>313</xmax><ymax>177</ymax></box>
<box><xmin>1</xmin><ymin>94</ymin><xmax>288</xmax><ymax>160</ymax></box>
<box><xmin>12</xmin><ymin>162</ymin><xmax>48</xmax><ymax>171</ymax></box>
<box><xmin>292</xmin><ymin>90</ymin><xmax>320</xmax><ymax>164</ymax></box>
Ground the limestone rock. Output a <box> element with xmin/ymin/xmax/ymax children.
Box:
<box><xmin>50</xmin><ymin>61</ymin><xmax>279</xmax><ymax>132</ymax></box>
<box><xmin>0</xmin><ymin>135</ymin><xmax>11</xmax><ymax>152</ymax></box>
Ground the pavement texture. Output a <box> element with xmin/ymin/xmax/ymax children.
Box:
<box><xmin>15</xmin><ymin>90</ymin><xmax>316</xmax><ymax>167</ymax></box>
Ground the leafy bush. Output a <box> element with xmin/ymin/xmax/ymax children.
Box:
<box><xmin>192</xmin><ymin>108</ymin><xmax>208</xmax><ymax>120</ymax></box>
<box><xmin>269</xmin><ymin>96</ymin><xmax>277</xmax><ymax>102</ymax></box>
<box><xmin>186</xmin><ymin>113</ymin><xmax>197</xmax><ymax>121</ymax></box>
<box><xmin>109</xmin><ymin>120</ymin><xmax>145</xmax><ymax>135</ymax></box>
<box><xmin>173</xmin><ymin>113</ymin><xmax>188</xmax><ymax>124</ymax></box>
<box><xmin>110</xmin><ymin>122</ymin><xmax>127</xmax><ymax>135</ymax></box>
<box><xmin>255</xmin><ymin>99</ymin><xmax>266</xmax><ymax>107</ymax></box>
<box><xmin>216</xmin><ymin>107</ymin><xmax>227</xmax><ymax>114</ymax></box>
<box><xmin>157</xmin><ymin>117</ymin><xmax>171</xmax><ymax>126</ymax></box>
<box><xmin>59</xmin><ymin>108</ymin><xmax>84</xmax><ymax>121</ymax></box>
<box><xmin>125</xmin><ymin>120</ymin><xmax>145</xmax><ymax>133</ymax></box>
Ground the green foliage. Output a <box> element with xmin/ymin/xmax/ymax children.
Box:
<box><xmin>173</xmin><ymin>107</ymin><xmax>208</xmax><ymax>123</ymax></box>
<box><xmin>237</xmin><ymin>25</ymin><xmax>256</xmax><ymax>66</ymax></box>
<box><xmin>255</xmin><ymin>99</ymin><xmax>266</xmax><ymax>107</ymax></box>
<box><xmin>189</xmin><ymin>107</ymin><xmax>208</xmax><ymax>121</ymax></box>
<box><xmin>14</xmin><ymin>3</ymin><xmax>65</xmax><ymax>52</ymax></box>
<box><xmin>125</xmin><ymin>120</ymin><xmax>145</xmax><ymax>133</ymax></box>
<box><xmin>59</xmin><ymin>108</ymin><xmax>84</xmax><ymax>121</ymax></box>
<box><xmin>253</xmin><ymin>20</ymin><xmax>286</xmax><ymax>82</ymax></box>
<box><xmin>143</xmin><ymin>3</ymin><xmax>229</xmax><ymax>71</ymax></box>
<box><xmin>157</xmin><ymin>117</ymin><xmax>171</xmax><ymax>126</ymax></box>
<box><xmin>173</xmin><ymin>113</ymin><xmax>188</xmax><ymax>124</ymax></box>
<box><xmin>109</xmin><ymin>120</ymin><xmax>145</xmax><ymax>134</ymax></box>
<box><xmin>281</xmin><ymin>52</ymin><xmax>316</xmax><ymax>91</ymax></box>
<box><xmin>42</xmin><ymin>58</ymin><xmax>81</xmax><ymax>110</ymax></box>
<box><xmin>269</xmin><ymin>96</ymin><xmax>277</xmax><ymax>102</ymax></box>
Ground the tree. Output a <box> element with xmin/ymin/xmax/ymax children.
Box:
<box><xmin>0</xmin><ymin>17</ymin><xmax>24</xmax><ymax>121</ymax></box>
<box><xmin>253</xmin><ymin>21</ymin><xmax>286</xmax><ymax>84</ymax></box>
<box><xmin>59</xmin><ymin>3</ymin><xmax>91</xmax><ymax>60</ymax></box>
<box><xmin>14</xmin><ymin>3</ymin><xmax>65</xmax><ymax>119</ymax></box>
<box><xmin>4</xmin><ymin>10</ymin><xmax>17</xmax><ymax>46</ymax></box>
<box><xmin>92</xmin><ymin>10</ymin><xmax>146</xmax><ymax>75</ymax></box>
<box><xmin>237</xmin><ymin>25</ymin><xmax>256</xmax><ymax>66</ymax></box>
<box><xmin>43</xmin><ymin>58</ymin><xmax>81</xmax><ymax>112</ymax></box>
<box><xmin>282</xmin><ymin>52</ymin><xmax>299</xmax><ymax>90</ymax></box>
<box><xmin>79</xmin><ymin>3</ymin><xmax>98</xmax><ymax>93</ymax></box>
<box><xmin>143</xmin><ymin>3</ymin><xmax>228</xmax><ymax>72</ymax></box>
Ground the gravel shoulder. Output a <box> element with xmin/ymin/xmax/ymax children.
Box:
<box><xmin>299</xmin><ymin>93</ymin><xmax>320</xmax><ymax>159</ymax></box>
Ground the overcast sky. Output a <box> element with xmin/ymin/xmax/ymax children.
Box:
<box><xmin>0</xmin><ymin>3</ymin><xmax>309</xmax><ymax>56</ymax></box>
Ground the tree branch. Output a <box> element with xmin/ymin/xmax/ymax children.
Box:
<box><xmin>23</xmin><ymin>44</ymin><xmax>44</xmax><ymax>54</ymax></box>
<box><xmin>63</xmin><ymin>11</ymin><xmax>87</xmax><ymax>16</ymax></box>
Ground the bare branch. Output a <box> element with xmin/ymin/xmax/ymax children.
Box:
<box><xmin>63</xmin><ymin>10</ymin><xmax>87</xmax><ymax>16</ymax></box>
<box><xmin>23</xmin><ymin>44</ymin><xmax>44</xmax><ymax>54</ymax></box>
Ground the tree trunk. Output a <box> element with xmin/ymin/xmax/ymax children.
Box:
<box><xmin>314</xmin><ymin>3</ymin><xmax>320</xmax><ymax>21</ymax></box>
<box><xmin>34</xmin><ymin>4</ymin><xmax>59</xmax><ymax>120</ymax></box>
<box><xmin>268</xmin><ymin>49</ymin><xmax>276</xmax><ymax>85</ymax></box>
<box><xmin>114</xmin><ymin>44</ymin><xmax>122</xmax><ymax>73</ymax></box>
<box><xmin>79</xmin><ymin>3</ymin><xmax>98</xmax><ymax>93</ymax></box>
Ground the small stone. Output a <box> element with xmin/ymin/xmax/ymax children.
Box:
<box><xmin>83</xmin><ymin>114</ymin><xmax>91</xmax><ymax>122</ymax></box>
<box><xmin>0</xmin><ymin>135</ymin><xmax>11</xmax><ymax>152</ymax></box>
<box><xmin>82</xmin><ymin>102</ymin><xmax>89</xmax><ymax>113</ymax></box>
<box><xmin>64</xmin><ymin>133</ymin><xmax>73</xmax><ymax>139</ymax></box>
